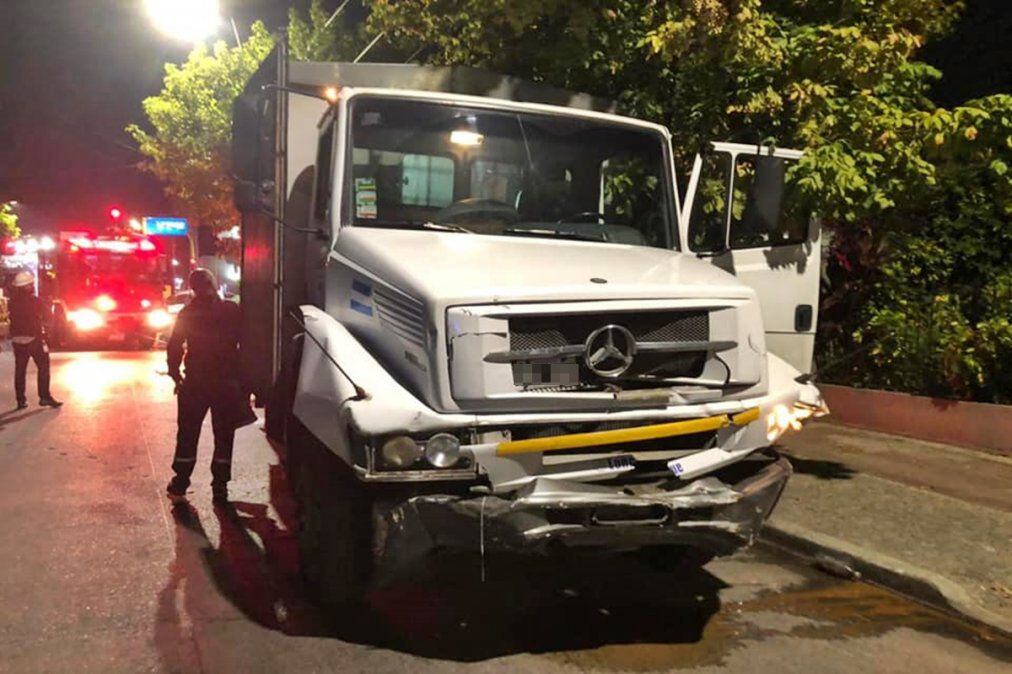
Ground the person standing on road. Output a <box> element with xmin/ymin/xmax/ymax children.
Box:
<box><xmin>8</xmin><ymin>271</ymin><xmax>62</xmax><ymax>410</ymax></box>
<box><xmin>166</xmin><ymin>268</ymin><xmax>243</xmax><ymax>505</ymax></box>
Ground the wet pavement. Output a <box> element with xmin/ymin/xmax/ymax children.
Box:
<box><xmin>0</xmin><ymin>349</ymin><xmax>1009</xmax><ymax>672</ymax></box>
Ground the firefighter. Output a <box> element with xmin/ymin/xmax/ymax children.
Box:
<box><xmin>8</xmin><ymin>271</ymin><xmax>62</xmax><ymax>410</ymax></box>
<box><xmin>165</xmin><ymin>268</ymin><xmax>242</xmax><ymax>504</ymax></box>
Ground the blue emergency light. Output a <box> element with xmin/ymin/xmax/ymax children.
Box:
<box><xmin>143</xmin><ymin>217</ymin><xmax>189</xmax><ymax>237</ymax></box>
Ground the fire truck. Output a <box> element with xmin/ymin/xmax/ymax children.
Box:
<box><xmin>46</xmin><ymin>231</ymin><xmax>175</xmax><ymax>349</ymax></box>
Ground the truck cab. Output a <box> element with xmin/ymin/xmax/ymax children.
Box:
<box><xmin>234</xmin><ymin>49</ymin><xmax>826</xmax><ymax>603</ymax></box>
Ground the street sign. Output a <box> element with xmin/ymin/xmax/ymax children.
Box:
<box><xmin>143</xmin><ymin>217</ymin><xmax>189</xmax><ymax>237</ymax></box>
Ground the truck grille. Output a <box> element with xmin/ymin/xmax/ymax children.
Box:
<box><xmin>508</xmin><ymin>311</ymin><xmax>710</xmax><ymax>388</ymax></box>
<box><xmin>510</xmin><ymin>311</ymin><xmax>708</xmax><ymax>351</ymax></box>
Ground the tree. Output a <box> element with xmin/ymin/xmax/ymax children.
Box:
<box><xmin>127</xmin><ymin>22</ymin><xmax>276</xmax><ymax>239</ymax></box>
<box><xmin>368</xmin><ymin>0</ymin><xmax>1011</xmax><ymax>401</ymax></box>
<box><xmin>0</xmin><ymin>203</ymin><xmax>20</xmax><ymax>239</ymax></box>
<box><xmin>288</xmin><ymin>0</ymin><xmax>369</xmax><ymax>62</ymax></box>
<box><xmin>128</xmin><ymin>2</ymin><xmax>368</xmax><ymax>243</ymax></box>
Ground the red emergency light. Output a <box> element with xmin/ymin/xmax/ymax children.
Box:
<box><xmin>109</xmin><ymin>207</ymin><xmax>123</xmax><ymax>221</ymax></box>
<box><xmin>66</xmin><ymin>235</ymin><xmax>158</xmax><ymax>254</ymax></box>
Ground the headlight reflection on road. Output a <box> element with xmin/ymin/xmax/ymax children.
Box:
<box><xmin>55</xmin><ymin>353</ymin><xmax>174</xmax><ymax>406</ymax></box>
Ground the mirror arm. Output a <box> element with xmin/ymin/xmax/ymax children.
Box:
<box><xmin>257</xmin><ymin>209</ymin><xmax>328</xmax><ymax>240</ymax></box>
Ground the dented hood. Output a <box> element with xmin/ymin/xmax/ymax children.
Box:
<box><xmin>334</xmin><ymin>227</ymin><xmax>754</xmax><ymax>305</ymax></box>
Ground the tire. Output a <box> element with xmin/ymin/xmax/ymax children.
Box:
<box><xmin>286</xmin><ymin>413</ymin><xmax>374</xmax><ymax>611</ymax></box>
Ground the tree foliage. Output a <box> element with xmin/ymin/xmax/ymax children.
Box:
<box><xmin>369</xmin><ymin>0</ymin><xmax>1011</xmax><ymax>401</ymax></box>
<box><xmin>0</xmin><ymin>203</ymin><xmax>20</xmax><ymax>239</ymax></box>
<box><xmin>128</xmin><ymin>2</ymin><xmax>364</xmax><ymax>240</ymax></box>
<box><xmin>129</xmin><ymin>0</ymin><xmax>1011</xmax><ymax>400</ymax></box>
<box><xmin>127</xmin><ymin>23</ymin><xmax>276</xmax><ymax>237</ymax></box>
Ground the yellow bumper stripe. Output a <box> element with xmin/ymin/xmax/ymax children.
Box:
<box><xmin>497</xmin><ymin>407</ymin><xmax>761</xmax><ymax>456</ymax></box>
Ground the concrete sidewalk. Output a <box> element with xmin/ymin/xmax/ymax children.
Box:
<box><xmin>771</xmin><ymin>421</ymin><xmax>1012</xmax><ymax>634</ymax></box>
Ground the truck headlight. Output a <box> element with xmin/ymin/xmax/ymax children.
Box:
<box><xmin>424</xmin><ymin>433</ymin><xmax>461</xmax><ymax>468</ymax></box>
<box><xmin>147</xmin><ymin>309</ymin><xmax>173</xmax><ymax>329</ymax></box>
<box><xmin>68</xmin><ymin>308</ymin><xmax>104</xmax><ymax>331</ymax></box>
<box><xmin>380</xmin><ymin>435</ymin><xmax>422</xmax><ymax>468</ymax></box>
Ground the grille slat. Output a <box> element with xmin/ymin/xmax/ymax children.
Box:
<box><xmin>374</xmin><ymin>288</ymin><xmax>425</xmax><ymax>347</ymax></box>
<box><xmin>510</xmin><ymin>311</ymin><xmax>709</xmax><ymax>350</ymax></box>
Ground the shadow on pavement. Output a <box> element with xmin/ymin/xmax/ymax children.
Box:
<box><xmin>155</xmin><ymin>461</ymin><xmax>728</xmax><ymax>663</ymax></box>
<box><xmin>785</xmin><ymin>455</ymin><xmax>856</xmax><ymax>480</ymax></box>
<box><xmin>361</xmin><ymin>549</ymin><xmax>726</xmax><ymax>661</ymax></box>
<box><xmin>0</xmin><ymin>407</ymin><xmax>49</xmax><ymax>428</ymax></box>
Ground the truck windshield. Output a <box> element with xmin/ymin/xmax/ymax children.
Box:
<box><xmin>61</xmin><ymin>251</ymin><xmax>163</xmax><ymax>286</ymax></box>
<box><xmin>347</xmin><ymin>97</ymin><xmax>676</xmax><ymax>249</ymax></box>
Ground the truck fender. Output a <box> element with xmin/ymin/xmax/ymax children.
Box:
<box><xmin>292</xmin><ymin>306</ymin><xmax>474</xmax><ymax>463</ymax></box>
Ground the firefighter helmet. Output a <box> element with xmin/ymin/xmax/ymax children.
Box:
<box><xmin>12</xmin><ymin>271</ymin><xmax>34</xmax><ymax>288</ymax></box>
<box><xmin>188</xmin><ymin>268</ymin><xmax>218</xmax><ymax>297</ymax></box>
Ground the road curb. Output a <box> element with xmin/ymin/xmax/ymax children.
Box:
<box><xmin>760</xmin><ymin>519</ymin><xmax>1012</xmax><ymax>638</ymax></box>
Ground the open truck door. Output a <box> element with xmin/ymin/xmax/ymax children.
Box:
<box><xmin>679</xmin><ymin>142</ymin><xmax>820</xmax><ymax>374</ymax></box>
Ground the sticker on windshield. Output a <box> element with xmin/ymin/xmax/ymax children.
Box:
<box><xmin>355</xmin><ymin>177</ymin><xmax>378</xmax><ymax>219</ymax></box>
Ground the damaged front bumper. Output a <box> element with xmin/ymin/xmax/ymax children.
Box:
<box><xmin>375</xmin><ymin>451</ymin><xmax>792</xmax><ymax>564</ymax></box>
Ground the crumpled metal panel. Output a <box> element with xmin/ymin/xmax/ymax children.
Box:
<box><xmin>372</xmin><ymin>456</ymin><xmax>792</xmax><ymax>574</ymax></box>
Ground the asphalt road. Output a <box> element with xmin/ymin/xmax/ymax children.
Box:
<box><xmin>0</xmin><ymin>349</ymin><xmax>1009</xmax><ymax>673</ymax></box>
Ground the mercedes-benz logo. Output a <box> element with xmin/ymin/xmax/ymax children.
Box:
<box><xmin>584</xmin><ymin>324</ymin><xmax>636</xmax><ymax>378</ymax></box>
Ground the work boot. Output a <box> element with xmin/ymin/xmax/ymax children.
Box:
<box><xmin>166</xmin><ymin>476</ymin><xmax>189</xmax><ymax>502</ymax></box>
<box><xmin>39</xmin><ymin>397</ymin><xmax>63</xmax><ymax>408</ymax></box>
<box><xmin>16</xmin><ymin>401</ymin><xmax>28</xmax><ymax>410</ymax></box>
<box><xmin>212</xmin><ymin>483</ymin><xmax>229</xmax><ymax>505</ymax></box>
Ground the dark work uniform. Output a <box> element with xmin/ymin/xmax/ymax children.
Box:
<box><xmin>8</xmin><ymin>289</ymin><xmax>52</xmax><ymax>405</ymax></box>
<box><xmin>166</xmin><ymin>296</ymin><xmax>242</xmax><ymax>489</ymax></box>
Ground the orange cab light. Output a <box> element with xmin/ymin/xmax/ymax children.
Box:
<box><xmin>95</xmin><ymin>295</ymin><xmax>117</xmax><ymax>312</ymax></box>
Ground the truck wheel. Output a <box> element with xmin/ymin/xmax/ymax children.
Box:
<box><xmin>286</xmin><ymin>415</ymin><xmax>374</xmax><ymax>611</ymax></box>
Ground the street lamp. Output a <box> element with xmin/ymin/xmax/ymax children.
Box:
<box><xmin>144</xmin><ymin>0</ymin><xmax>222</xmax><ymax>44</ymax></box>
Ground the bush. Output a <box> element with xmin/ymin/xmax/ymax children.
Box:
<box><xmin>837</xmin><ymin>235</ymin><xmax>1012</xmax><ymax>403</ymax></box>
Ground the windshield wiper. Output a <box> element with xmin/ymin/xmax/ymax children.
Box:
<box><xmin>359</xmin><ymin>220</ymin><xmax>473</xmax><ymax>234</ymax></box>
<box><xmin>502</xmin><ymin>227</ymin><xmax>606</xmax><ymax>242</ymax></box>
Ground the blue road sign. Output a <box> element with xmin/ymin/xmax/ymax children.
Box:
<box><xmin>143</xmin><ymin>217</ymin><xmax>189</xmax><ymax>237</ymax></box>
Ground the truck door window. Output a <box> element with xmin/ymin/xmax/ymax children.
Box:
<box><xmin>688</xmin><ymin>153</ymin><xmax>732</xmax><ymax>252</ymax></box>
<box><xmin>729</xmin><ymin>155</ymin><xmax>807</xmax><ymax>249</ymax></box>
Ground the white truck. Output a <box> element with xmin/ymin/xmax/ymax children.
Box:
<box><xmin>233</xmin><ymin>46</ymin><xmax>826</xmax><ymax>604</ymax></box>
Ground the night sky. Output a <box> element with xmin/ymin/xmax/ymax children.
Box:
<box><xmin>0</xmin><ymin>1</ymin><xmax>1007</xmax><ymax>236</ymax></box>
<box><xmin>0</xmin><ymin>1</ymin><xmax>314</xmax><ymax>234</ymax></box>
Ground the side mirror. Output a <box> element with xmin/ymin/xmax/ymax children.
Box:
<box><xmin>739</xmin><ymin>155</ymin><xmax>785</xmax><ymax>238</ymax></box>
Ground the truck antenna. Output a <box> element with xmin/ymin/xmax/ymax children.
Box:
<box><xmin>289</xmin><ymin>310</ymin><xmax>369</xmax><ymax>401</ymax></box>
